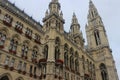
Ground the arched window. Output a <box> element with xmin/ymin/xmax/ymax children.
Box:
<box><xmin>21</xmin><ymin>42</ymin><xmax>28</xmax><ymax>59</ymax></box>
<box><xmin>94</xmin><ymin>29</ymin><xmax>101</xmax><ymax>45</ymax></box>
<box><xmin>32</xmin><ymin>46</ymin><xmax>38</xmax><ymax>63</ymax></box>
<box><xmin>70</xmin><ymin>56</ymin><xmax>72</xmax><ymax>69</ymax></box>
<box><xmin>55</xmin><ymin>46</ymin><xmax>60</xmax><ymax>60</ymax></box>
<box><xmin>99</xmin><ymin>63</ymin><xmax>108</xmax><ymax>80</ymax></box>
<box><xmin>70</xmin><ymin>48</ymin><xmax>74</xmax><ymax>55</ymax></box>
<box><xmin>64</xmin><ymin>44</ymin><xmax>69</xmax><ymax>67</ymax></box>
<box><xmin>70</xmin><ymin>55</ymin><xmax>74</xmax><ymax>70</ymax></box>
<box><xmin>9</xmin><ymin>38</ymin><xmax>18</xmax><ymax>54</ymax></box>
<box><xmin>0</xmin><ymin>32</ymin><xmax>6</xmax><ymax>48</ymax></box>
<box><xmin>0</xmin><ymin>76</ymin><xmax>9</xmax><ymax>80</ymax></box>
<box><xmin>43</xmin><ymin>45</ymin><xmax>48</xmax><ymax>59</ymax></box>
<box><xmin>75</xmin><ymin>59</ymin><xmax>79</xmax><ymax>71</ymax></box>
<box><xmin>55</xmin><ymin>37</ymin><xmax>60</xmax><ymax>61</ymax></box>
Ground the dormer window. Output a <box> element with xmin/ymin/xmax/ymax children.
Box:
<box><xmin>15</xmin><ymin>21</ymin><xmax>23</xmax><ymax>33</ymax></box>
<box><xmin>3</xmin><ymin>14</ymin><xmax>13</xmax><ymax>27</ymax></box>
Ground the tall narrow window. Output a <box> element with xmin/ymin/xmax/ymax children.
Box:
<box><xmin>70</xmin><ymin>56</ymin><xmax>72</xmax><ymax>69</ymax></box>
<box><xmin>32</xmin><ymin>47</ymin><xmax>38</xmax><ymax>63</ymax></box>
<box><xmin>43</xmin><ymin>45</ymin><xmax>48</xmax><ymax>59</ymax></box>
<box><xmin>30</xmin><ymin>65</ymin><xmax>33</xmax><ymax>74</ymax></box>
<box><xmin>10</xmin><ymin>58</ymin><xmax>15</xmax><ymax>67</ymax></box>
<box><xmin>99</xmin><ymin>63</ymin><xmax>108</xmax><ymax>80</ymax></box>
<box><xmin>55</xmin><ymin>46</ymin><xmax>60</xmax><ymax>60</ymax></box>
<box><xmin>23</xmin><ymin>63</ymin><xmax>26</xmax><ymax>71</ymax></box>
<box><xmin>0</xmin><ymin>32</ymin><xmax>6</xmax><ymax>48</ymax></box>
<box><xmin>21</xmin><ymin>43</ymin><xmax>28</xmax><ymax>59</ymax></box>
<box><xmin>64</xmin><ymin>44</ymin><xmax>69</xmax><ymax>67</ymax></box>
<box><xmin>94</xmin><ymin>30</ymin><xmax>101</xmax><ymax>45</ymax></box>
<box><xmin>64</xmin><ymin>52</ymin><xmax>68</xmax><ymax>66</ymax></box>
<box><xmin>34</xmin><ymin>67</ymin><xmax>36</xmax><ymax>74</ymax></box>
<box><xmin>75</xmin><ymin>59</ymin><xmax>79</xmax><ymax>71</ymax></box>
<box><xmin>17</xmin><ymin>61</ymin><xmax>22</xmax><ymax>70</ymax></box>
<box><xmin>9</xmin><ymin>38</ymin><xmax>18</xmax><ymax>54</ymax></box>
<box><xmin>55</xmin><ymin>37</ymin><xmax>60</xmax><ymax>61</ymax></box>
<box><xmin>4</xmin><ymin>56</ymin><xmax>10</xmax><ymax>65</ymax></box>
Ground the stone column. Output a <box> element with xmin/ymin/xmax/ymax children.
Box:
<box><xmin>46</xmin><ymin>39</ymin><xmax>55</xmax><ymax>80</ymax></box>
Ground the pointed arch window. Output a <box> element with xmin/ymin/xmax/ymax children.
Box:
<box><xmin>70</xmin><ymin>55</ymin><xmax>74</xmax><ymax>71</ymax></box>
<box><xmin>21</xmin><ymin>43</ymin><xmax>28</xmax><ymax>59</ymax></box>
<box><xmin>75</xmin><ymin>59</ymin><xmax>79</xmax><ymax>71</ymax></box>
<box><xmin>64</xmin><ymin>52</ymin><xmax>68</xmax><ymax>66</ymax></box>
<box><xmin>94</xmin><ymin>29</ymin><xmax>101</xmax><ymax>45</ymax></box>
<box><xmin>55</xmin><ymin>37</ymin><xmax>60</xmax><ymax>61</ymax></box>
<box><xmin>99</xmin><ymin>63</ymin><xmax>108</xmax><ymax>80</ymax></box>
<box><xmin>32</xmin><ymin>47</ymin><xmax>38</xmax><ymax>63</ymax></box>
<box><xmin>9</xmin><ymin>38</ymin><xmax>18</xmax><ymax>54</ymax></box>
<box><xmin>64</xmin><ymin>44</ymin><xmax>69</xmax><ymax>68</ymax></box>
<box><xmin>82</xmin><ymin>56</ymin><xmax>85</xmax><ymax>70</ymax></box>
<box><xmin>0</xmin><ymin>76</ymin><xmax>9</xmax><ymax>80</ymax></box>
<box><xmin>43</xmin><ymin>45</ymin><xmax>48</xmax><ymax>60</ymax></box>
<box><xmin>0</xmin><ymin>32</ymin><xmax>6</xmax><ymax>48</ymax></box>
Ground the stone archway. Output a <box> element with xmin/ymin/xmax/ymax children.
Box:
<box><xmin>0</xmin><ymin>75</ymin><xmax>9</xmax><ymax>80</ymax></box>
<box><xmin>0</xmin><ymin>73</ymin><xmax>12</xmax><ymax>80</ymax></box>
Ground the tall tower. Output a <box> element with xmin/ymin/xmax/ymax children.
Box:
<box><xmin>70</xmin><ymin>13</ymin><xmax>84</xmax><ymax>48</ymax></box>
<box><xmin>43</xmin><ymin>0</ymin><xmax>64</xmax><ymax>33</ymax></box>
<box><xmin>86</xmin><ymin>0</ymin><xmax>119</xmax><ymax>80</ymax></box>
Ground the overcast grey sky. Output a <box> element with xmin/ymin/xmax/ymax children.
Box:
<box><xmin>8</xmin><ymin>0</ymin><xmax>120</xmax><ymax>78</ymax></box>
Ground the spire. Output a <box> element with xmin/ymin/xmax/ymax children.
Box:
<box><xmin>71</xmin><ymin>13</ymin><xmax>79</xmax><ymax>25</ymax></box>
<box><xmin>49</xmin><ymin>0</ymin><xmax>61</xmax><ymax>14</ymax></box>
<box><xmin>70</xmin><ymin>13</ymin><xmax>80</xmax><ymax>35</ymax></box>
<box><xmin>88</xmin><ymin>0</ymin><xmax>99</xmax><ymax>21</ymax></box>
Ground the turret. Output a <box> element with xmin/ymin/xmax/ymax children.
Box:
<box><xmin>70</xmin><ymin>13</ymin><xmax>84</xmax><ymax>48</ymax></box>
<box><xmin>43</xmin><ymin>0</ymin><xmax>65</xmax><ymax>33</ymax></box>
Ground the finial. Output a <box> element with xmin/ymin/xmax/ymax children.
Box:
<box><xmin>45</xmin><ymin>9</ymin><xmax>49</xmax><ymax>17</ymax></box>
<box><xmin>52</xmin><ymin>0</ymin><xmax>58</xmax><ymax>2</ymax></box>
<box><xmin>72</xmin><ymin>12</ymin><xmax>78</xmax><ymax>24</ymax></box>
<box><xmin>72</xmin><ymin>12</ymin><xmax>77</xmax><ymax>19</ymax></box>
<box><xmin>60</xmin><ymin>11</ymin><xmax>63</xmax><ymax>17</ymax></box>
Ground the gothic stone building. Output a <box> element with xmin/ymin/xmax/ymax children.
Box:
<box><xmin>0</xmin><ymin>0</ymin><xmax>119</xmax><ymax>80</ymax></box>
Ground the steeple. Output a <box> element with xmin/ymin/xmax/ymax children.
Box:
<box><xmin>86</xmin><ymin>0</ymin><xmax>109</xmax><ymax>49</ymax></box>
<box><xmin>70</xmin><ymin>13</ymin><xmax>80</xmax><ymax>35</ymax></box>
<box><xmin>88</xmin><ymin>0</ymin><xmax>100</xmax><ymax>21</ymax></box>
<box><xmin>70</xmin><ymin>13</ymin><xmax>84</xmax><ymax>48</ymax></box>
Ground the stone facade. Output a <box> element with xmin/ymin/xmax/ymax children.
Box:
<box><xmin>0</xmin><ymin>0</ymin><xmax>119</xmax><ymax>80</ymax></box>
